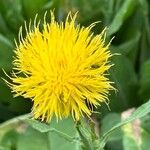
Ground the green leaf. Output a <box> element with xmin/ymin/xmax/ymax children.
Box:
<box><xmin>139</xmin><ymin>0</ymin><xmax>150</xmax><ymax>64</ymax></box>
<box><xmin>0</xmin><ymin>34</ymin><xmax>13</xmax><ymax>48</ymax></box>
<box><xmin>0</xmin><ymin>0</ymin><xmax>24</xmax><ymax>33</ymax></box>
<box><xmin>140</xmin><ymin>114</ymin><xmax>150</xmax><ymax>149</ymax></box>
<box><xmin>108</xmin><ymin>0</ymin><xmax>138</xmax><ymax>36</ymax></box>
<box><xmin>0</xmin><ymin>13</ymin><xmax>12</xmax><ymax>35</ymax></box>
<box><xmin>140</xmin><ymin>28</ymin><xmax>150</xmax><ymax>64</ymax></box>
<box><xmin>0</xmin><ymin>129</ymin><xmax>18</xmax><ymax>150</ymax></box>
<box><xmin>0</xmin><ymin>34</ymin><xmax>14</xmax><ymax>71</ymax></box>
<box><xmin>0</xmin><ymin>78</ymin><xmax>31</xmax><ymax>118</ymax></box>
<box><xmin>122</xmin><ymin>121</ymin><xmax>141</xmax><ymax>150</ymax></box>
<box><xmin>139</xmin><ymin>0</ymin><xmax>149</xmax><ymax>17</ymax></box>
<box><xmin>22</xmin><ymin>0</ymin><xmax>48</xmax><ymax>19</ymax></box>
<box><xmin>108</xmin><ymin>55</ymin><xmax>138</xmax><ymax>112</ymax></box>
<box><xmin>0</xmin><ymin>127</ymin><xmax>50</xmax><ymax>150</ymax></box>
<box><xmin>48</xmin><ymin>118</ymin><xmax>79</xmax><ymax>150</ymax></box>
<box><xmin>122</xmin><ymin>114</ymin><xmax>150</xmax><ymax>150</ymax></box>
<box><xmin>0</xmin><ymin>114</ymin><xmax>30</xmax><ymax>139</ymax></box>
<box><xmin>25</xmin><ymin>118</ymin><xmax>79</xmax><ymax>150</ymax></box>
<box><xmin>123</xmin><ymin>134</ymin><xmax>140</xmax><ymax>150</ymax></box>
<box><xmin>100</xmin><ymin>113</ymin><xmax>123</xmax><ymax>150</ymax></box>
<box><xmin>141</xmin><ymin>129</ymin><xmax>150</xmax><ymax>149</ymax></box>
<box><xmin>66</xmin><ymin>0</ymin><xmax>104</xmax><ymax>27</ymax></box>
<box><xmin>104</xmin><ymin>140</ymin><xmax>123</xmax><ymax>150</ymax></box>
<box><xmin>17</xmin><ymin>127</ymin><xmax>50</xmax><ymax>150</ymax></box>
<box><xmin>101</xmin><ymin>113</ymin><xmax>122</xmax><ymax>141</ymax></box>
<box><xmin>139</xmin><ymin>60</ymin><xmax>150</xmax><ymax>102</ymax></box>
<box><xmin>112</xmin><ymin>31</ymin><xmax>141</xmax><ymax>55</ymax></box>
<box><xmin>42</xmin><ymin>1</ymin><xmax>54</xmax><ymax>10</ymax></box>
<box><xmin>26</xmin><ymin>119</ymin><xmax>52</xmax><ymax>133</ymax></box>
<box><xmin>100</xmin><ymin>100</ymin><xmax>150</xmax><ymax>145</ymax></box>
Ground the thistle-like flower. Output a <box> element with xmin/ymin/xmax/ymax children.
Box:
<box><xmin>7</xmin><ymin>12</ymin><xmax>114</xmax><ymax>122</ymax></box>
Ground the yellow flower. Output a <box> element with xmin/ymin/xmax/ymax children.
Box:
<box><xmin>7</xmin><ymin>12</ymin><xmax>114</xmax><ymax>122</ymax></box>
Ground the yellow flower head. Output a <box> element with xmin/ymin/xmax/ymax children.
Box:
<box><xmin>8</xmin><ymin>12</ymin><xmax>113</xmax><ymax>122</ymax></box>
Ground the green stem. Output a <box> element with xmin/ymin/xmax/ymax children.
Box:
<box><xmin>89</xmin><ymin>119</ymin><xmax>98</xmax><ymax>141</ymax></box>
<box><xmin>75</xmin><ymin>120</ymin><xmax>105</xmax><ymax>150</ymax></box>
<box><xmin>76</xmin><ymin>121</ymin><xmax>92</xmax><ymax>150</ymax></box>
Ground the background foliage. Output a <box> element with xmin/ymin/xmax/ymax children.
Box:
<box><xmin>0</xmin><ymin>0</ymin><xmax>150</xmax><ymax>150</ymax></box>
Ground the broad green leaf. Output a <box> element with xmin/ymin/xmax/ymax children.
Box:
<box><xmin>140</xmin><ymin>28</ymin><xmax>150</xmax><ymax>64</ymax></box>
<box><xmin>100</xmin><ymin>100</ymin><xmax>150</xmax><ymax>145</ymax></box>
<box><xmin>139</xmin><ymin>60</ymin><xmax>150</xmax><ymax>102</ymax></box>
<box><xmin>113</xmin><ymin>37</ymin><xmax>137</xmax><ymax>54</ymax></box>
<box><xmin>100</xmin><ymin>113</ymin><xmax>123</xmax><ymax>150</ymax></box>
<box><xmin>123</xmin><ymin>134</ymin><xmax>139</xmax><ymax>150</ymax></box>
<box><xmin>139</xmin><ymin>0</ymin><xmax>149</xmax><ymax>16</ymax></box>
<box><xmin>0</xmin><ymin>114</ymin><xmax>48</xmax><ymax>150</ymax></box>
<box><xmin>139</xmin><ymin>0</ymin><xmax>150</xmax><ymax>64</ymax></box>
<box><xmin>141</xmin><ymin>114</ymin><xmax>150</xmax><ymax>133</ymax></box>
<box><xmin>0</xmin><ymin>34</ymin><xmax>14</xmax><ymax>71</ymax></box>
<box><xmin>0</xmin><ymin>129</ymin><xmax>18</xmax><ymax>150</ymax></box>
<box><xmin>140</xmin><ymin>115</ymin><xmax>150</xmax><ymax>149</ymax></box>
<box><xmin>0</xmin><ymin>34</ymin><xmax>13</xmax><ymax>48</ymax></box>
<box><xmin>0</xmin><ymin>13</ymin><xmax>12</xmax><ymax>35</ymax></box>
<box><xmin>122</xmin><ymin>122</ymin><xmax>141</xmax><ymax>150</ymax></box>
<box><xmin>0</xmin><ymin>127</ymin><xmax>50</xmax><ymax>150</ymax></box>
<box><xmin>26</xmin><ymin>117</ymin><xmax>79</xmax><ymax>150</ymax></box>
<box><xmin>26</xmin><ymin>119</ymin><xmax>52</xmax><ymax>133</ymax></box>
<box><xmin>105</xmin><ymin>140</ymin><xmax>123</xmax><ymax>150</ymax></box>
<box><xmin>0</xmin><ymin>75</ymin><xmax>31</xmax><ymax>117</ymax></box>
<box><xmin>22</xmin><ymin>0</ymin><xmax>48</xmax><ymax>19</ymax></box>
<box><xmin>67</xmin><ymin>0</ymin><xmax>104</xmax><ymax>27</ymax></box>
<box><xmin>17</xmin><ymin>127</ymin><xmax>50</xmax><ymax>150</ymax></box>
<box><xmin>102</xmin><ymin>0</ymin><xmax>116</xmax><ymax>25</ymax></box>
<box><xmin>107</xmin><ymin>55</ymin><xmax>138</xmax><ymax>112</ymax></box>
<box><xmin>108</xmin><ymin>0</ymin><xmax>138</xmax><ymax>36</ymax></box>
<box><xmin>48</xmin><ymin>118</ymin><xmax>79</xmax><ymax>150</ymax></box>
<box><xmin>112</xmin><ymin>30</ymin><xmax>141</xmax><ymax>57</ymax></box>
<box><xmin>141</xmin><ymin>130</ymin><xmax>150</xmax><ymax>150</ymax></box>
<box><xmin>0</xmin><ymin>104</ymin><xmax>15</xmax><ymax>122</ymax></box>
<box><xmin>0</xmin><ymin>0</ymin><xmax>24</xmax><ymax>33</ymax></box>
<box><xmin>0</xmin><ymin>114</ymin><xmax>30</xmax><ymax>140</ymax></box>
<box><xmin>42</xmin><ymin>1</ymin><xmax>54</xmax><ymax>10</ymax></box>
<box><xmin>101</xmin><ymin>113</ymin><xmax>122</xmax><ymax>141</ymax></box>
<box><xmin>122</xmin><ymin>114</ymin><xmax>150</xmax><ymax>150</ymax></box>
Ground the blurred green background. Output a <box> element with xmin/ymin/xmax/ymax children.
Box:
<box><xmin>0</xmin><ymin>0</ymin><xmax>150</xmax><ymax>150</ymax></box>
